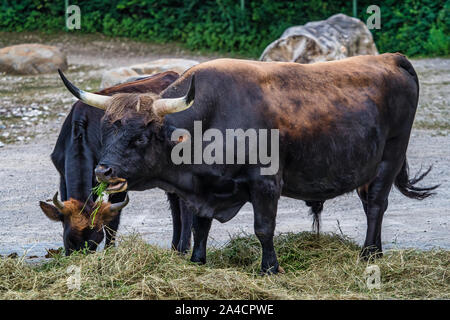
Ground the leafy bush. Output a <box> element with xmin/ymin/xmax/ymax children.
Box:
<box><xmin>0</xmin><ymin>0</ymin><xmax>448</xmax><ymax>57</ymax></box>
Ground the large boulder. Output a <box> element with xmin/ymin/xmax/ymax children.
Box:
<box><xmin>0</xmin><ymin>44</ymin><xmax>68</xmax><ymax>75</ymax></box>
<box><xmin>260</xmin><ymin>14</ymin><xmax>378</xmax><ymax>63</ymax></box>
<box><xmin>100</xmin><ymin>58</ymin><xmax>199</xmax><ymax>89</ymax></box>
<box><xmin>100</xmin><ymin>67</ymin><xmax>141</xmax><ymax>90</ymax></box>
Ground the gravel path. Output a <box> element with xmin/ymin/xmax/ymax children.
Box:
<box><xmin>0</xmin><ymin>33</ymin><xmax>448</xmax><ymax>257</ymax></box>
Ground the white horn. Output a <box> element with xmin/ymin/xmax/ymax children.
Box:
<box><xmin>153</xmin><ymin>74</ymin><xmax>195</xmax><ymax>116</ymax></box>
<box><xmin>58</xmin><ymin>69</ymin><xmax>111</xmax><ymax>110</ymax></box>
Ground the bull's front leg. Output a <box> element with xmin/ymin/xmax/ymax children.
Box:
<box><xmin>167</xmin><ymin>193</ymin><xmax>182</xmax><ymax>251</ymax></box>
<box><xmin>104</xmin><ymin>192</ymin><xmax>126</xmax><ymax>248</ymax></box>
<box><xmin>190</xmin><ymin>215</ymin><xmax>212</xmax><ymax>264</ymax></box>
<box><xmin>104</xmin><ymin>213</ymin><xmax>121</xmax><ymax>248</ymax></box>
<box><xmin>177</xmin><ymin>200</ymin><xmax>193</xmax><ymax>254</ymax></box>
<box><xmin>251</xmin><ymin>179</ymin><xmax>281</xmax><ymax>275</ymax></box>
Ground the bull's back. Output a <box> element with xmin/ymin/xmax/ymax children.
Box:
<box><xmin>186</xmin><ymin>55</ymin><xmax>419</xmax><ymax>200</ymax></box>
<box><xmin>273</xmin><ymin>54</ymin><xmax>418</xmax><ymax>199</ymax></box>
<box><xmin>185</xmin><ymin>54</ymin><xmax>418</xmax><ymax>133</ymax></box>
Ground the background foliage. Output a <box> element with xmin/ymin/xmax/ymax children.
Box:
<box><xmin>0</xmin><ymin>0</ymin><xmax>448</xmax><ymax>57</ymax></box>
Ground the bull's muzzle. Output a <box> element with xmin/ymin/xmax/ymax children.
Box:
<box><xmin>95</xmin><ymin>165</ymin><xmax>128</xmax><ymax>193</ymax></box>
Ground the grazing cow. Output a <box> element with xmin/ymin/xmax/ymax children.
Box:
<box><xmin>58</xmin><ymin>53</ymin><xmax>438</xmax><ymax>273</ymax></box>
<box><xmin>40</xmin><ymin>71</ymin><xmax>194</xmax><ymax>255</ymax></box>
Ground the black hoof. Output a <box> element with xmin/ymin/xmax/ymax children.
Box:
<box><xmin>176</xmin><ymin>242</ymin><xmax>191</xmax><ymax>255</ymax></box>
<box><xmin>260</xmin><ymin>264</ymin><xmax>282</xmax><ymax>276</ymax></box>
<box><xmin>360</xmin><ymin>246</ymin><xmax>383</xmax><ymax>261</ymax></box>
<box><xmin>190</xmin><ymin>254</ymin><xmax>206</xmax><ymax>265</ymax></box>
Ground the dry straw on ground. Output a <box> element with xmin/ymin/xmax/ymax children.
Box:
<box><xmin>0</xmin><ymin>232</ymin><xmax>448</xmax><ymax>299</ymax></box>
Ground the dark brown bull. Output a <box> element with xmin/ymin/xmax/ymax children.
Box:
<box><xmin>58</xmin><ymin>53</ymin><xmax>438</xmax><ymax>273</ymax></box>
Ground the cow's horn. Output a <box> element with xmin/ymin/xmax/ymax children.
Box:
<box><xmin>109</xmin><ymin>194</ymin><xmax>129</xmax><ymax>212</ymax></box>
<box><xmin>58</xmin><ymin>69</ymin><xmax>111</xmax><ymax>110</ymax></box>
<box><xmin>153</xmin><ymin>74</ymin><xmax>195</xmax><ymax>116</ymax></box>
<box><xmin>52</xmin><ymin>192</ymin><xmax>65</xmax><ymax>211</ymax></box>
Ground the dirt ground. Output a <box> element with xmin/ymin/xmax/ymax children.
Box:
<box><xmin>0</xmin><ymin>32</ymin><xmax>448</xmax><ymax>257</ymax></box>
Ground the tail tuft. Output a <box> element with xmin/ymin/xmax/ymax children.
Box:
<box><xmin>395</xmin><ymin>160</ymin><xmax>439</xmax><ymax>200</ymax></box>
<box><xmin>305</xmin><ymin>201</ymin><xmax>323</xmax><ymax>235</ymax></box>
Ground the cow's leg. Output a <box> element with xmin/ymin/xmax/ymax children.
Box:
<box><xmin>59</xmin><ymin>175</ymin><xmax>68</xmax><ymax>201</ymax></box>
<box><xmin>104</xmin><ymin>192</ymin><xmax>125</xmax><ymax>248</ymax></box>
<box><xmin>190</xmin><ymin>215</ymin><xmax>212</xmax><ymax>264</ymax></box>
<box><xmin>167</xmin><ymin>193</ymin><xmax>182</xmax><ymax>251</ymax></box>
<box><xmin>359</xmin><ymin>136</ymin><xmax>408</xmax><ymax>260</ymax></box>
<box><xmin>104</xmin><ymin>213</ymin><xmax>121</xmax><ymax>248</ymax></box>
<box><xmin>360</xmin><ymin>188</ymin><xmax>388</xmax><ymax>260</ymax></box>
<box><xmin>177</xmin><ymin>200</ymin><xmax>193</xmax><ymax>254</ymax></box>
<box><xmin>251</xmin><ymin>180</ymin><xmax>281</xmax><ymax>275</ymax></box>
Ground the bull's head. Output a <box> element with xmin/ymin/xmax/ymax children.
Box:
<box><xmin>39</xmin><ymin>192</ymin><xmax>129</xmax><ymax>255</ymax></box>
<box><xmin>58</xmin><ymin>70</ymin><xmax>195</xmax><ymax>193</ymax></box>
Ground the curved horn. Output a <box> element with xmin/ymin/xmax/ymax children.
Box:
<box><xmin>109</xmin><ymin>194</ymin><xmax>129</xmax><ymax>212</ymax></box>
<box><xmin>52</xmin><ymin>192</ymin><xmax>65</xmax><ymax>211</ymax></box>
<box><xmin>58</xmin><ymin>69</ymin><xmax>111</xmax><ymax>110</ymax></box>
<box><xmin>153</xmin><ymin>74</ymin><xmax>195</xmax><ymax>116</ymax></box>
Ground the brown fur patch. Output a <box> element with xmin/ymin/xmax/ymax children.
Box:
<box><xmin>60</xmin><ymin>199</ymin><xmax>117</xmax><ymax>231</ymax></box>
<box><xmin>179</xmin><ymin>55</ymin><xmax>409</xmax><ymax>138</ymax></box>
<box><xmin>103</xmin><ymin>92</ymin><xmax>163</xmax><ymax>125</ymax></box>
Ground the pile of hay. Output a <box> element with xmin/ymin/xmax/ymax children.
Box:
<box><xmin>0</xmin><ymin>232</ymin><xmax>448</xmax><ymax>299</ymax></box>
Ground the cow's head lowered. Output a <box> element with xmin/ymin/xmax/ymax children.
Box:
<box><xmin>39</xmin><ymin>192</ymin><xmax>129</xmax><ymax>255</ymax></box>
<box><xmin>58</xmin><ymin>70</ymin><xmax>195</xmax><ymax>193</ymax></box>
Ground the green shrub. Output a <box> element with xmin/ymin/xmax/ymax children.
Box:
<box><xmin>0</xmin><ymin>0</ymin><xmax>448</xmax><ymax>57</ymax></box>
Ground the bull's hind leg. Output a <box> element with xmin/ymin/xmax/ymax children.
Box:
<box><xmin>359</xmin><ymin>135</ymin><xmax>410</xmax><ymax>260</ymax></box>
<box><xmin>358</xmin><ymin>184</ymin><xmax>388</xmax><ymax>259</ymax></box>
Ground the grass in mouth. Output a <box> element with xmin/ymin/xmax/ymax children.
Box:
<box><xmin>79</xmin><ymin>182</ymin><xmax>108</xmax><ymax>227</ymax></box>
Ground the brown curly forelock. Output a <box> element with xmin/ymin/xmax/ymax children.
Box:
<box><xmin>103</xmin><ymin>92</ymin><xmax>163</xmax><ymax>125</ymax></box>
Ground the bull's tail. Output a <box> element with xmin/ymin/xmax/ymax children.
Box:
<box><xmin>394</xmin><ymin>159</ymin><xmax>439</xmax><ymax>200</ymax></box>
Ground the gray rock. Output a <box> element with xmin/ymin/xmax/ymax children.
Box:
<box><xmin>99</xmin><ymin>67</ymin><xmax>140</xmax><ymax>90</ymax></box>
<box><xmin>100</xmin><ymin>58</ymin><xmax>199</xmax><ymax>89</ymax></box>
<box><xmin>0</xmin><ymin>44</ymin><xmax>68</xmax><ymax>75</ymax></box>
<box><xmin>260</xmin><ymin>14</ymin><xmax>378</xmax><ymax>63</ymax></box>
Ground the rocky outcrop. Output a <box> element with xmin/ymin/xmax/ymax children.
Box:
<box><xmin>260</xmin><ymin>14</ymin><xmax>378</xmax><ymax>63</ymax></box>
<box><xmin>0</xmin><ymin>44</ymin><xmax>68</xmax><ymax>75</ymax></box>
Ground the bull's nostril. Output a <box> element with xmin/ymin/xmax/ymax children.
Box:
<box><xmin>104</xmin><ymin>167</ymin><xmax>112</xmax><ymax>176</ymax></box>
<box><xmin>95</xmin><ymin>165</ymin><xmax>114</xmax><ymax>181</ymax></box>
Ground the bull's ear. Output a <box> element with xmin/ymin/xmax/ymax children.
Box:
<box><xmin>39</xmin><ymin>201</ymin><xmax>63</xmax><ymax>222</ymax></box>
